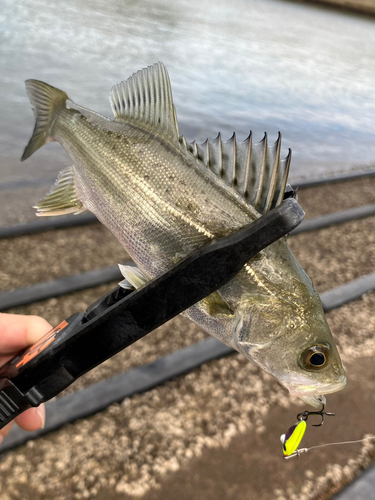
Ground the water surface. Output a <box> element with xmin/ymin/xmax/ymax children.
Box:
<box><xmin>1</xmin><ymin>0</ymin><xmax>374</xmax><ymax>223</ymax></box>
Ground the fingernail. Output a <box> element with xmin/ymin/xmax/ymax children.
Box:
<box><xmin>37</xmin><ymin>407</ymin><xmax>45</xmax><ymax>429</ymax></box>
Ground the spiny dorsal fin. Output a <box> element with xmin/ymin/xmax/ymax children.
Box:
<box><xmin>109</xmin><ymin>62</ymin><xmax>179</xmax><ymax>142</ymax></box>
<box><xmin>179</xmin><ymin>131</ymin><xmax>291</xmax><ymax>214</ymax></box>
<box><xmin>34</xmin><ymin>166</ymin><xmax>85</xmax><ymax>216</ymax></box>
<box><xmin>118</xmin><ymin>264</ymin><xmax>148</xmax><ymax>290</ymax></box>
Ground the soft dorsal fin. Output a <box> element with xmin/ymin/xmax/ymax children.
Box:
<box><xmin>179</xmin><ymin>132</ymin><xmax>291</xmax><ymax>214</ymax></box>
<box><xmin>34</xmin><ymin>165</ymin><xmax>85</xmax><ymax>216</ymax></box>
<box><xmin>109</xmin><ymin>62</ymin><xmax>179</xmax><ymax>142</ymax></box>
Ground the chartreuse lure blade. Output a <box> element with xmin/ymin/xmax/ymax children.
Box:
<box><xmin>281</xmin><ymin>420</ymin><xmax>307</xmax><ymax>457</ymax></box>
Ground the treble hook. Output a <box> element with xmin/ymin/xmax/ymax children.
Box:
<box><xmin>297</xmin><ymin>404</ymin><xmax>335</xmax><ymax>427</ymax></box>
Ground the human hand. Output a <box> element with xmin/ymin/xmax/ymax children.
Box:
<box><xmin>0</xmin><ymin>313</ymin><xmax>52</xmax><ymax>445</ymax></box>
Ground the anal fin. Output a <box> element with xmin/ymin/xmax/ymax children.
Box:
<box><xmin>34</xmin><ymin>165</ymin><xmax>85</xmax><ymax>216</ymax></box>
<box><xmin>118</xmin><ymin>264</ymin><xmax>148</xmax><ymax>289</ymax></box>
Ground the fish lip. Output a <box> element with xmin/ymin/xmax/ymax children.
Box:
<box><xmin>299</xmin><ymin>394</ymin><xmax>327</xmax><ymax>409</ymax></box>
<box><xmin>288</xmin><ymin>374</ymin><xmax>347</xmax><ymax>399</ymax></box>
<box><xmin>293</xmin><ymin>375</ymin><xmax>346</xmax><ymax>409</ymax></box>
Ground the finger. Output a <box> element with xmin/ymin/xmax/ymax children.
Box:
<box><xmin>0</xmin><ymin>355</ymin><xmax>13</xmax><ymax>367</ymax></box>
<box><xmin>15</xmin><ymin>405</ymin><xmax>45</xmax><ymax>432</ymax></box>
<box><xmin>0</xmin><ymin>313</ymin><xmax>52</xmax><ymax>354</ymax></box>
<box><xmin>0</xmin><ymin>421</ymin><xmax>14</xmax><ymax>446</ymax></box>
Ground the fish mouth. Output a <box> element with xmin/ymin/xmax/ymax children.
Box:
<box><xmin>290</xmin><ymin>375</ymin><xmax>347</xmax><ymax>408</ymax></box>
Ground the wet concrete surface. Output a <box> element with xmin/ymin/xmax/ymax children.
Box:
<box><xmin>126</xmin><ymin>356</ymin><xmax>375</xmax><ymax>500</ymax></box>
<box><xmin>0</xmin><ymin>177</ymin><xmax>374</xmax><ymax>499</ymax></box>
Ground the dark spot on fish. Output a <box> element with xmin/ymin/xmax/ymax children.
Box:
<box><xmin>144</xmin><ymin>174</ymin><xmax>149</xmax><ymax>180</ymax></box>
<box><xmin>169</xmin><ymin>175</ymin><xmax>175</xmax><ymax>180</ymax></box>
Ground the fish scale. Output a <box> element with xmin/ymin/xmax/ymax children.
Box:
<box><xmin>54</xmin><ymin>108</ymin><xmax>254</xmax><ymax>273</ymax></box>
<box><xmin>21</xmin><ymin>62</ymin><xmax>346</xmax><ymax>407</ymax></box>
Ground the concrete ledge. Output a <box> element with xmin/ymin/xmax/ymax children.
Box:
<box><xmin>293</xmin><ymin>169</ymin><xmax>375</xmax><ymax>189</ymax></box>
<box><xmin>292</xmin><ymin>204</ymin><xmax>375</xmax><ymax>235</ymax></box>
<box><xmin>321</xmin><ymin>272</ymin><xmax>375</xmax><ymax>311</ymax></box>
<box><xmin>332</xmin><ymin>462</ymin><xmax>375</xmax><ymax>499</ymax></box>
<box><xmin>0</xmin><ymin>266</ymin><xmax>123</xmax><ymax>311</ymax></box>
<box><xmin>0</xmin><ymin>213</ymin><xmax>98</xmax><ymax>239</ymax></box>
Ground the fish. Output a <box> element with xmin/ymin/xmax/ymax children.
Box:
<box><xmin>21</xmin><ymin>62</ymin><xmax>346</xmax><ymax>407</ymax></box>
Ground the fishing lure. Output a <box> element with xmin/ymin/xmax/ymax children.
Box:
<box><xmin>281</xmin><ymin>404</ymin><xmax>335</xmax><ymax>458</ymax></box>
<box><xmin>281</xmin><ymin>405</ymin><xmax>375</xmax><ymax>459</ymax></box>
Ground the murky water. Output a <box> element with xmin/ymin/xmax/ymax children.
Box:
<box><xmin>1</xmin><ymin>0</ymin><xmax>375</xmax><ymax>224</ymax></box>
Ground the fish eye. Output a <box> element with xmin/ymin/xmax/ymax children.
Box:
<box><xmin>299</xmin><ymin>344</ymin><xmax>331</xmax><ymax>371</ymax></box>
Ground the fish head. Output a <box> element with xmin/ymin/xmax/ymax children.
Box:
<box><xmin>231</xmin><ymin>270</ymin><xmax>346</xmax><ymax>409</ymax></box>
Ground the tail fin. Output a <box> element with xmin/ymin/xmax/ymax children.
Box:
<box><xmin>21</xmin><ymin>80</ymin><xmax>69</xmax><ymax>161</ymax></box>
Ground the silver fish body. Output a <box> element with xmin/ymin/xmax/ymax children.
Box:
<box><xmin>22</xmin><ymin>63</ymin><xmax>346</xmax><ymax>407</ymax></box>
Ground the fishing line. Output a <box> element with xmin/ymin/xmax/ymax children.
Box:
<box><xmin>284</xmin><ymin>436</ymin><xmax>375</xmax><ymax>459</ymax></box>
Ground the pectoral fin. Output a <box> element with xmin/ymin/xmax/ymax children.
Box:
<box><xmin>34</xmin><ymin>165</ymin><xmax>85</xmax><ymax>216</ymax></box>
<box><xmin>201</xmin><ymin>292</ymin><xmax>234</xmax><ymax>318</ymax></box>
